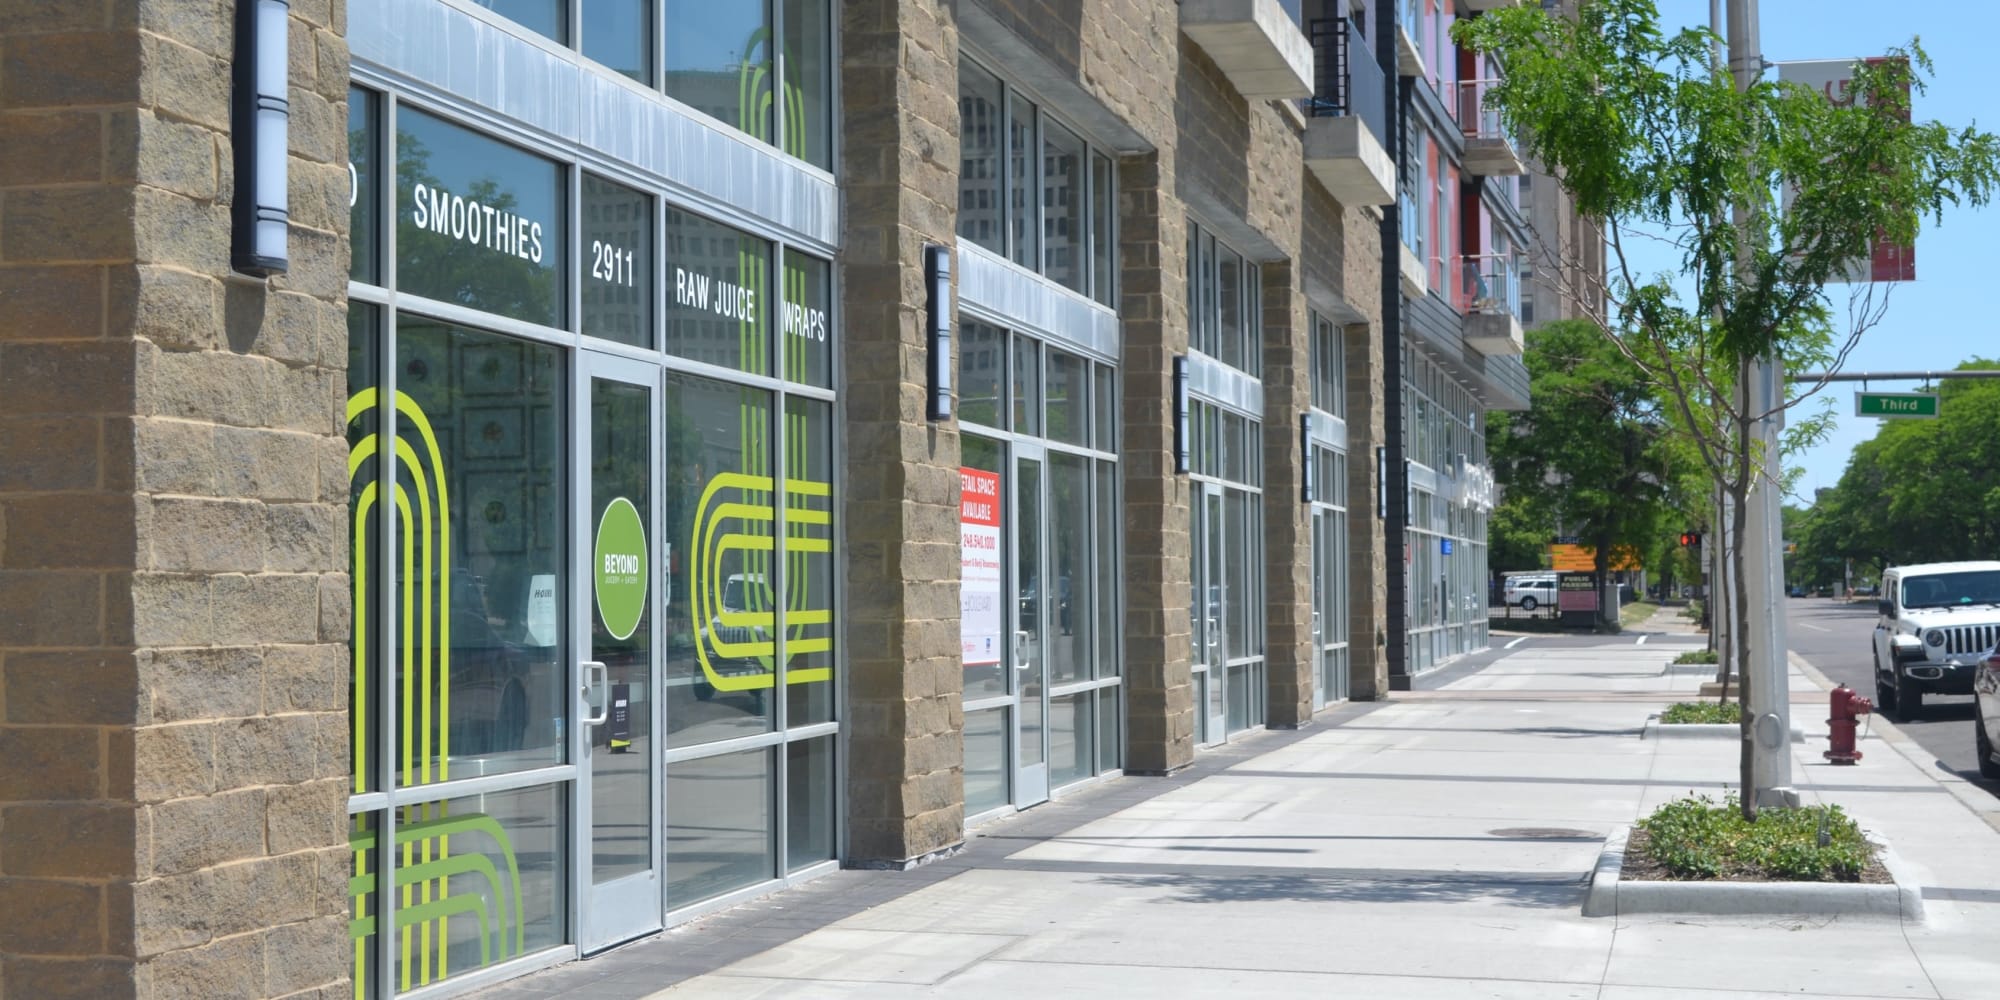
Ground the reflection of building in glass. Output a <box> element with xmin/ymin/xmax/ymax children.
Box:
<box><xmin>959</xmin><ymin>87</ymin><xmax>1001</xmax><ymax>247</ymax></box>
<box><xmin>583</xmin><ymin>180</ymin><xmax>648</xmax><ymax>345</ymax></box>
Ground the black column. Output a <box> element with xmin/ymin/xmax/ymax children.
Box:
<box><xmin>1376</xmin><ymin>0</ymin><xmax>1410</xmax><ymax>689</ymax></box>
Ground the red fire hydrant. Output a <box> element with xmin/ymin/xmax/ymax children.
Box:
<box><xmin>1824</xmin><ymin>683</ymin><xmax>1872</xmax><ymax>765</ymax></box>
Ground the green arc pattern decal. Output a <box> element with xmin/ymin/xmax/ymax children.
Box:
<box><xmin>349</xmin><ymin>388</ymin><xmax>529</xmax><ymax>998</ymax></box>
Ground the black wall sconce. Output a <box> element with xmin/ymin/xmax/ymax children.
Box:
<box><xmin>1300</xmin><ymin>413</ymin><xmax>1316</xmax><ymax>504</ymax></box>
<box><xmin>925</xmin><ymin>244</ymin><xmax>953</xmax><ymax>421</ymax></box>
<box><xmin>1172</xmin><ymin>355</ymin><xmax>1190</xmax><ymax>474</ymax></box>
<box><xmin>1375</xmin><ymin>446</ymin><xmax>1388</xmax><ymax>520</ymax></box>
<box><xmin>232</xmin><ymin>0</ymin><xmax>291</xmax><ymax>277</ymax></box>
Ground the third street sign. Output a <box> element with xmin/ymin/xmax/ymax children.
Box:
<box><xmin>1854</xmin><ymin>391</ymin><xmax>1939</xmax><ymax>419</ymax></box>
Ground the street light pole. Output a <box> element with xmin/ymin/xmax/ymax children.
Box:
<box><xmin>1729</xmin><ymin>0</ymin><xmax>1798</xmax><ymax>811</ymax></box>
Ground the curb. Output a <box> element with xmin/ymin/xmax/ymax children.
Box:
<box><xmin>1583</xmin><ymin>825</ymin><xmax>1923</xmax><ymax>920</ymax></box>
<box><xmin>1641</xmin><ymin>718</ymin><xmax>1805</xmax><ymax>743</ymax></box>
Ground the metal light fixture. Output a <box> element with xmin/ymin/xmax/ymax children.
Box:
<box><xmin>232</xmin><ymin>0</ymin><xmax>291</xmax><ymax>276</ymax></box>
<box><xmin>1300</xmin><ymin>412</ymin><xmax>1315</xmax><ymax>504</ymax></box>
<box><xmin>1173</xmin><ymin>355</ymin><xmax>1190</xmax><ymax>474</ymax></box>
<box><xmin>1375</xmin><ymin>446</ymin><xmax>1387</xmax><ymax>519</ymax></box>
<box><xmin>925</xmin><ymin>244</ymin><xmax>953</xmax><ymax>421</ymax></box>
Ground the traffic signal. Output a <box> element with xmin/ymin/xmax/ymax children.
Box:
<box><xmin>1679</xmin><ymin>531</ymin><xmax>1702</xmax><ymax>548</ymax></box>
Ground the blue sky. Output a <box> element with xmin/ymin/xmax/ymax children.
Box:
<box><xmin>1615</xmin><ymin>1</ymin><xmax>1999</xmax><ymax>503</ymax></box>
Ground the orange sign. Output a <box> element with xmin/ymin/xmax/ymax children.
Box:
<box><xmin>1549</xmin><ymin>544</ymin><xmax>1642</xmax><ymax>572</ymax></box>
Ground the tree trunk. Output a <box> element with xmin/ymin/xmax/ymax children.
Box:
<box><xmin>1731</xmin><ymin>390</ymin><xmax>1758</xmax><ymax>823</ymax></box>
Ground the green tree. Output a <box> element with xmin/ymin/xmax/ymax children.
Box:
<box><xmin>1459</xmin><ymin>0</ymin><xmax>2000</xmax><ymax>818</ymax></box>
<box><xmin>1487</xmin><ymin>319</ymin><xmax>1697</xmax><ymax>627</ymax></box>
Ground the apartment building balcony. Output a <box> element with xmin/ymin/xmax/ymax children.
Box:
<box><xmin>1303</xmin><ymin>17</ymin><xmax>1395</xmax><ymax>207</ymax></box>
<box><xmin>1460</xmin><ymin>254</ymin><xmax>1525</xmax><ymax>356</ymax></box>
<box><xmin>1457</xmin><ymin>79</ymin><xmax>1527</xmax><ymax>176</ymax></box>
<box><xmin>1464</xmin><ymin>0</ymin><xmax>1525</xmax><ymax>11</ymax></box>
<box><xmin>1182</xmin><ymin>0</ymin><xmax>1313</xmax><ymax>100</ymax></box>
<box><xmin>1396</xmin><ymin>0</ymin><xmax>1423</xmax><ymax>76</ymax></box>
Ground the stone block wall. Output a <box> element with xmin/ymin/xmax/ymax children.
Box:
<box><xmin>839</xmin><ymin>0</ymin><xmax>968</xmax><ymax>866</ymax></box>
<box><xmin>0</xmin><ymin>2</ymin><xmax>352</xmax><ymax>997</ymax></box>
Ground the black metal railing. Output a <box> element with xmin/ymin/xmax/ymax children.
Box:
<box><xmin>1306</xmin><ymin>17</ymin><xmax>1388</xmax><ymax>143</ymax></box>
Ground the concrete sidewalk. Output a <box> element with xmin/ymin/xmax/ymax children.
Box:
<box><xmin>482</xmin><ymin>638</ymin><xmax>2000</xmax><ymax>1000</ymax></box>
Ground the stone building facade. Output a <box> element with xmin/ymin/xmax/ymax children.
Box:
<box><xmin>0</xmin><ymin>2</ymin><xmax>1532</xmax><ymax>998</ymax></box>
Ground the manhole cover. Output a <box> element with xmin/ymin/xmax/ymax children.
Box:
<box><xmin>1488</xmin><ymin>827</ymin><xmax>1598</xmax><ymax>840</ymax></box>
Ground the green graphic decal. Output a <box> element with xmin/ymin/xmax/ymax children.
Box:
<box><xmin>349</xmin><ymin>386</ymin><xmax>528</xmax><ymax>997</ymax></box>
<box><xmin>594</xmin><ymin>497</ymin><xmax>648</xmax><ymax>640</ymax></box>
<box><xmin>685</xmin><ymin>262</ymin><xmax>835</xmax><ymax>691</ymax></box>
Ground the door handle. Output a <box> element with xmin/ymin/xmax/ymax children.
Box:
<box><xmin>1015</xmin><ymin>630</ymin><xmax>1031</xmax><ymax>671</ymax></box>
<box><xmin>580</xmin><ymin>661</ymin><xmax>609</xmax><ymax>726</ymax></box>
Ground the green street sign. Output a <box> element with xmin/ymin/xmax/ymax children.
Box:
<box><xmin>593</xmin><ymin>497</ymin><xmax>647</xmax><ymax>640</ymax></box>
<box><xmin>1854</xmin><ymin>391</ymin><xmax>1938</xmax><ymax>419</ymax></box>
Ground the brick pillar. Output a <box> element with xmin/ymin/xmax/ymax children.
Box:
<box><xmin>1117</xmin><ymin>155</ymin><xmax>1194</xmax><ymax>775</ymax></box>
<box><xmin>1260</xmin><ymin>262</ymin><xmax>1314</xmax><ymax>727</ymax></box>
<box><xmin>1343</xmin><ymin>212</ymin><xmax>1391</xmax><ymax>700</ymax></box>
<box><xmin>838</xmin><ymin>0</ymin><xmax>965</xmax><ymax>866</ymax></box>
<box><xmin>0</xmin><ymin>3</ymin><xmax>353</xmax><ymax>998</ymax></box>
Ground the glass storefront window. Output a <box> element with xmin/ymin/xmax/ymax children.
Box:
<box><xmin>1011</xmin><ymin>335</ymin><xmax>1040</xmax><ymax>436</ymax></box>
<box><xmin>350</xmin><ymin>88</ymin><xmax>378</xmax><ymax>283</ymax></box>
<box><xmin>391</xmin><ymin>319</ymin><xmax>568</xmax><ymax>787</ymax></box>
<box><xmin>782</xmin><ymin>0</ymin><xmax>833</xmax><ymax>169</ymax></box>
<box><xmin>957</xmin><ymin>59</ymin><xmax>1005</xmax><ymax>255</ymax></box>
<box><xmin>784</xmin><ymin>396</ymin><xmax>836</xmax><ymax>726</ymax></box>
<box><xmin>785</xmin><ymin>736</ymin><xmax>836</xmax><ymax>871</ymax></box>
<box><xmin>666</xmin><ymin>747</ymin><xmax>774</xmax><ymax>905</ymax></box>
<box><xmin>961</xmin><ymin>434</ymin><xmax>1007</xmax><ymax>700</ymax></box>
<box><xmin>1007</xmin><ymin>91</ymin><xmax>1037</xmax><ymax>270</ymax></box>
<box><xmin>396</xmin><ymin>107</ymin><xmax>566</xmax><ymax>329</ymax></box>
<box><xmin>582</xmin><ymin>174</ymin><xmax>652</xmax><ymax>347</ymax></box>
<box><xmin>782</xmin><ymin>250</ymin><xmax>832</xmax><ymax>388</ymax></box>
<box><xmin>1042</xmin><ymin>119</ymin><xmax>1086</xmax><ymax>293</ymax></box>
<box><xmin>1090</xmin><ymin>151</ymin><xmax>1115</xmax><ymax>307</ymax></box>
<box><xmin>664</xmin><ymin>373</ymin><xmax>776</xmax><ymax>747</ymax></box>
<box><xmin>583</xmin><ymin>0</ymin><xmax>650</xmax><ymax>83</ymax></box>
<box><xmin>1047</xmin><ymin>453</ymin><xmax>1090</xmax><ymax>686</ymax></box>
<box><xmin>665</xmin><ymin>208</ymin><xmax>772</xmax><ymax>375</ymax></box>
<box><xmin>388</xmin><ymin>784</ymin><xmax>568</xmax><ymax>989</ymax></box>
<box><xmin>1045</xmin><ymin>349</ymin><xmax>1086</xmax><ymax>447</ymax></box>
<box><xmin>959</xmin><ymin>321</ymin><xmax>1005</xmax><ymax>429</ymax></box>
<box><xmin>964</xmin><ymin>708</ymin><xmax>1009</xmax><ymax>814</ymax></box>
<box><xmin>348</xmin><ymin>306</ymin><xmax>380</xmax><ymax>796</ymax></box>
<box><xmin>664</xmin><ymin>0</ymin><xmax>774</xmax><ymax>144</ymax></box>
<box><xmin>483</xmin><ymin>0</ymin><xmax>566</xmax><ymax>44</ymax></box>
<box><xmin>958</xmin><ymin>57</ymin><xmax>1118</xmax><ymax>299</ymax></box>
<box><xmin>1091</xmin><ymin>364</ymin><xmax>1114</xmax><ymax>450</ymax></box>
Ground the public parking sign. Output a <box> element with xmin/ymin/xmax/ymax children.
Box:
<box><xmin>1854</xmin><ymin>391</ymin><xmax>1938</xmax><ymax>419</ymax></box>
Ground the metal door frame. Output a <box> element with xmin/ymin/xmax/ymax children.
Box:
<box><xmin>573</xmin><ymin>349</ymin><xmax>664</xmax><ymax>953</ymax></box>
<box><xmin>1011</xmin><ymin>439</ymin><xmax>1051</xmax><ymax>806</ymax></box>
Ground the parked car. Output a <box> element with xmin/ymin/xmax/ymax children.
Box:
<box><xmin>1974</xmin><ymin>641</ymin><xmax>2000</xmax><ymax>779</ymax></box>
<box><xmin>1787</xmin><ymin>585</ymin><xmax>1806</xmax><ymax>598</ymax></box>
<box><xmin>1503</xmin><ymin>575</ymin><xmax>1558</xmax><ymax>612</ymax></box>
<box><xmin>1871</xmin><ymin>561</ymin><xmax>2000</xmax><ymax>721</ymax></box>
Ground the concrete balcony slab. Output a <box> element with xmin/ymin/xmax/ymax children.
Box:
<box><xmin>1304</xmin><ymin>115</ymin><xmax>1397</xmax><ymax>207</ymax></box>
<box><xmin>1464</xmin><ymin>308</ymin><xmax>1525</xmax><ymax>356</ymax></box>
<box><xmin>1181</xmin><ymin>0</ymin><xmax>1314</xmax><ymax>100</ymax></box>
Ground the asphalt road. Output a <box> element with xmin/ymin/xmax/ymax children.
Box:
<box><xmin>1785</xmin><ymin>596</ymin><xmax>2000</xmax><ymax>801</ymax></box>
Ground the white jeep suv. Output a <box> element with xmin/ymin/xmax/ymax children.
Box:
<box><xmin>1872</xmin><ymin>561</ymin><xmax>2000</xmax><ymax>720</ymax></box>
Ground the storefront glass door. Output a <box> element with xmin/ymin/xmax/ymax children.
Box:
<box><xmin>1013</xmin><ymin>442</ymin><xmax>1050</xmax><ymax>806</ymax></box>
<box><xmin>577</xmin><ymin>352</ymin><xmax>662</xmax><ymax>952</ymax></box>
<box><xmin>1196</xmin><ymin>482</ymin><xmax>1226</xmax><ymax>743</ymax></box>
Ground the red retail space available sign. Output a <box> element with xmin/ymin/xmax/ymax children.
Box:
<box><xmin>1777</xmin><ymin>58</ymin><xmax>1917</xmax><ymax>283</ymax></box>
<box><xmin>960</xmin><ymin>468</ymin><xmax>1003</xmax><ymax>667</ymax></box>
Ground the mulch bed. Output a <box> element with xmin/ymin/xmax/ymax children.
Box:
<box><xmin>1623</xmin><ymin>827</ymin><xmax>1893</xmax><ymax>884</ymax></box>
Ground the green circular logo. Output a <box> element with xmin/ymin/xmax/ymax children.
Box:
<box><xmin>593</xmin><ymin>497</ymin><xmax>647</xmax><ymax>640</ymax></box>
